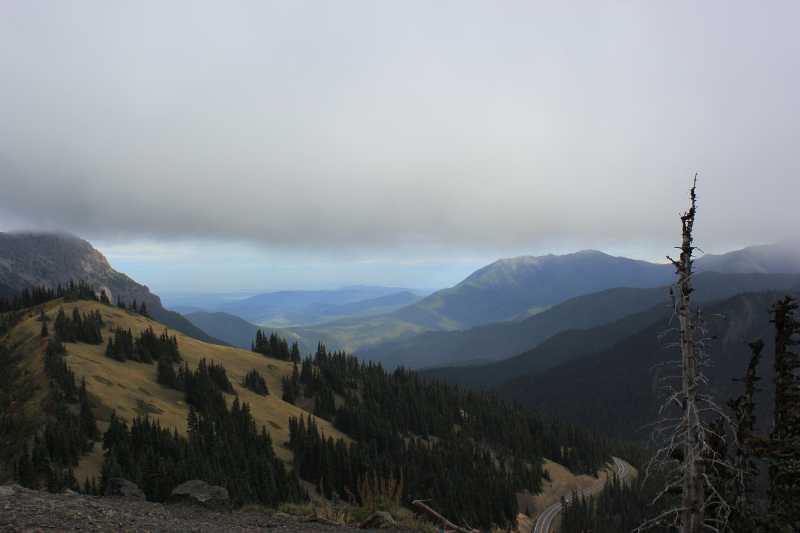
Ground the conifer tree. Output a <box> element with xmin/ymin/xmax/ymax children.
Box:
<box><xmin>727</xmin><ymin>338</ymin><xmax>763</xmax><ymax>532</ymax></box>
<box><xmin>78</xmin><ymin>378</ymin><xmax>98</xmax><ymax>441</ymax></box>
<box><xmin>763</xmin><ymin>295</ymin><xmax>800</xmax><ymax>529</ymax></box>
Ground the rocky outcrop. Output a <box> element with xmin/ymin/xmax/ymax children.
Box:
<box><xmin>168</xmin><ymin>480</ymin><xmax>231</xmax><ymax>511</ymax></box>
<box><xmin>104</xmin><ymin>478</ymin><xmax>146</xmax><ymax>501</ymax></box>
<box><xmin>0</xmin><ymin>230</ymin><xmax>230</xmax><ymax>347</ymax></box>
<box><xmin>0</xmin><ymin>231</ymin><xmax>160</xmax><ymax>308</ymax></box>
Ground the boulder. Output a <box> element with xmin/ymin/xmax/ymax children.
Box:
<box><xmin>169</xmin><ymin>480</ymin><xmax>230</xmax><ymax>512</ymax></box>
<box><xmin>104</xmin><ymin>478</ymin><xmax>145</xmax><ymax>500</ymax></box>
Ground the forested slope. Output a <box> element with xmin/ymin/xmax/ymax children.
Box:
<box><xmin>499</xmin><ymin>287</ymin><xmax>799</xmax><ymax>440</ymax></box>
<box><xmin>1</xmin><ymin>284</ymin><xmax>635</xmax><ymax>530</ymax></box>
<box><xmin>418</xmin><ymin>272</ymin><xmax>800</xmax><ymax>388</ymax></box>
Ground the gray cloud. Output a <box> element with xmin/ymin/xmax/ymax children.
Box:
<box><xmin>1</xmin><ymin>1</ymin><xmax>799</xmax><ymax>258</ymax></box>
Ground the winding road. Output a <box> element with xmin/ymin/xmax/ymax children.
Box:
<box><xmin>532</xmin><ymin>457</ymin><xmax>632</xmax><ymax>533</ymax></box>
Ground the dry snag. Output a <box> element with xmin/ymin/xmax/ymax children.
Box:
<box><xmin>640</xmin><ymin>176</ymin><xmax>735</xmax><ymax>533</ymax></box>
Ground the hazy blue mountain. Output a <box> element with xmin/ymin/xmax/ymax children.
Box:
<box><xmin>366</xmin><ymin>286</ymin><xmax>667</xmax><ymax>370</ymax></box>
<box><xmin>168</xmin><ymin>305</ymin><xmax>207</xmax><ymax>315</ymax></box>
<box><xmin>214</xmin><ymin>286</ymin><xmax>427</xmax><ymax>324</ymax></box>
<box><xmin>380</xmin><ymin>250</ymin><xmax>675</xmax><ymax>331</ymax></box>
<box><xmin>696</xmin><ymin>238</ymin><xmax>800</xmax><ymax>274</ymax></box>
<box><xmin>318</xmin><ymin>291</ymin><xmax>422</xmax><ymax>316</ymax></box>
<box><xmin>368</xmin><ymin>271</ymin><xmax>800</xmax><ymax>370</ymax></box>
<box><xmin>0</xmin><ymin>231</ymin><xmax>230</xmax><ymax>347</ymax></box>
<box><xmin>393</xmin><ymin>241</ymin><xmax>800</xmax><ymax>334</ymax></box>
<box><xmin>184</xmin><ymin>310</ymin><xmax>313</xmax><ymax>352</ymax></box>
<box><xmin>251</xmin><ymin>291</ymin><xmax>425</xmax><ymax>328</ymax></box>
<box><xmin>278</xmin><ymin>243</ymin><xmax>800</xmax><ymax>358</ymax></box>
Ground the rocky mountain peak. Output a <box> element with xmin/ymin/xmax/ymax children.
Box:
<box><xmin>0</xmin><ymin>230</ymin><xmax>160</xmax><ymax>307</ymax></box>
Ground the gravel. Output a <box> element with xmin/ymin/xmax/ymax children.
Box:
<box><xmin>0</xmin><ymin>485</ymin><xmax>394</xmax><ymax>533</ymax></box>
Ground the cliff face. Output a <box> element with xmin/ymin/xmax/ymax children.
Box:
<box><xmin>0</xmin><ymin>231</ymin><xmax>162</xmax><ymax>308</ymax></box>
<box><xmin>0</xmin><ymin>231</ymin><xmax>229</xmax><ymax>346</ymax></box>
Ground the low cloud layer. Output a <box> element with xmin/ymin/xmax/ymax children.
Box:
<box><xmin>1</xmin><ymin>2</ymin><xmax>799</xmax><ymax>259</ymax></box>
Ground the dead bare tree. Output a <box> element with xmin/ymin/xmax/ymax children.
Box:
<box><xmin>639</xmin><ymin>176</ymin><xmax>734</xmax><ymax>533</ymax></box>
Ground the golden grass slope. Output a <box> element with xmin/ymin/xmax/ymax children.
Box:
<box><xmin>8</xmin><ymin>299</ymin><xmax>351</xmax><ymax>481</ymax></box>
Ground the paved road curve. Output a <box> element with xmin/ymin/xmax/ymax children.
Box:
<box><xmin>532</xmin><ymin>457</ymin><xmax>632</xmax><ymax>533</ymax></box>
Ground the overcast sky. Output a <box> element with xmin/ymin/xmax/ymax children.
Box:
<box><xmin>1</xmin><ymin>1</ymin><xmax>798</xmax><ymax>294</ymax></box>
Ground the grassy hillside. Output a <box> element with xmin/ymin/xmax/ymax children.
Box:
<box><xmin>1</xmin><ymin>299</ymin><xmax>349</xmax><ymax>480</ymax></box>
<box><xmin>0</xmin><ymin>300</ymin><xmax>640</xmax><ymax>527</ymax></box>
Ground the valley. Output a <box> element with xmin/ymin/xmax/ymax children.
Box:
<box><xmin>2</xmin><ymin>231</ymin><xmax>800</xmax><ymax>532</ymax></box>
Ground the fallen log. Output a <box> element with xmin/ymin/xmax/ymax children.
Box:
<box><xmin>412</xmin><ymin>500</ymin><xmax>480</xmax><ymax>533</ymax></box>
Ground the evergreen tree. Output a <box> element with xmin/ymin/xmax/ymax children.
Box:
<box><xmin>78</xmin><ymin>378</ymin><xmax>98</xmax><ymax>441</ymax></box>
<box><xmin>243</xmin><ymin>369</ymin><xmax>269</xmax><ymax>395</ymax></box>
<box><xmin>156</xmin><ymin>358</ymin><xmax>178</xmax><ymax>389</ymax></box>
<box><xmin>727</xmin><ymin>338</ymin><xmax>764</xmax><ymax>532</ymax></box>
<box><xmin>762</xmin><ymin>295</ymin><xmax>800</xmax><ymax>529</ymax></box>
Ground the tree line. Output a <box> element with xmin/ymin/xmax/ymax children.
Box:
<box><xmin>271</xmin><ymin>341</ymin><xmax>622</xmax><ymax>529</ymax></box>
<box><xmin>11</xmin><ymin>337</ymin><xmax>98</xmax><ymax>492</ymax></box>
<box><xmin>105</xmin><ymin>325</ymin><xmax>180</xmax><ymax>364</ymax></box>
<box><xmin>102</xmin><ymin>355</ymin><xmax>307</xmax><ymax>507</ymax></box>
<box><xmin>252</xmin><ymin>329</ymin><xmax>300</xmax><ymax>362</ymax></box>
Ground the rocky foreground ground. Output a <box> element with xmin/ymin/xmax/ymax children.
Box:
<box><xmin>0</xmin><ymin>485</ymin><xmax>394</xmax><ymax>533</ymax></box>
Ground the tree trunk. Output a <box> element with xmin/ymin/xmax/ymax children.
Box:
<box><xmin>673</xmin><ymin>180</ymin><xmax>704</xmax><ymax>533</ymax></box>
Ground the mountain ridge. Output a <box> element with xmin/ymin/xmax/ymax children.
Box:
<box><xmin>0</xmin><ymin>231</ymin><xmax>230</xmax><ymax>347</ymax></box>
<box><xmin>496</xmin><ymin>286</ymin><xmax>800</xmax><ymax>440</ymax></box>
<box><xmin>416</xmin><ymin>272</ymin><xmax>800</xmax><ymax>387</ymax></box>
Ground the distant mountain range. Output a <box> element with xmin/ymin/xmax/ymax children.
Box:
<box><xmin>5</xmin><ymin>229</ymin><xmax>800</xmax><ymax>449</ymax></box>
<box><xmin>176</xmin><ymin>239</ymin><xmax>800</xmax><ymax>358</ymax></box>
<box><xmin>206</xmin><ymin>286</ymin><xmax>427</xmax><ymax>324</ymax></box>
<box><xmin>214</xmin><ymin>289</ymin><xmax>424</xmax><ymax>329</ymax></box>
<box><xmin>4</xmin><ymin>230</ymin><xmax>800</xmax><ymax>376</ymax></box>
<box><xmin>695</xmin><ymin>238</ymin><xmax>800</xmax><ymax>274</ymax></box>
<box><xmin>187</xmin><ymin>249</ymin><xmax>682</xmax><ymax>354</ymax></box>
<box><xmin>0</xmin><ymin>231</ymin><xmax>230</xmax><ymax>347</ymax></box>
<box><xmin>418</xmin><ymin>272</ymin><xmax>800</xmax><ymax>388</ymax></box>
<box><xmin>182</xmin><ymin>310</ymin><xmax>313</xmax><ymax>353</ymax></box>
